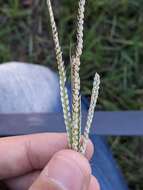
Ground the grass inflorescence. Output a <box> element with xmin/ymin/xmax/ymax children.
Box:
<box><xmin>47</xmin><ymin>0</ymin><xmax>100</xmax><ymax>154</ymax></box>
<box><xmin>0</xmin><ymin>0</ymin><xmax>143</xmax><ymax>189</ymax></box>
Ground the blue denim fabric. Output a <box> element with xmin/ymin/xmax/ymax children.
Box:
<box><xmin>0</xmin><ymin>62</ymin><xmax>128</xmax><ymax>190</ymax></box>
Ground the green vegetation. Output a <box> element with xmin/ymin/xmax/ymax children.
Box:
<box><xmin>0</xmin><ymin>0</ymin><xmax>143</xmax><ymax>189</ymax></box>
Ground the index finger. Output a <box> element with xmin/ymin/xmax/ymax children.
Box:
<box><xmin>0</xmin><ymin>133</ymin><xmax>93</xmax><ymax>180</ymax></box>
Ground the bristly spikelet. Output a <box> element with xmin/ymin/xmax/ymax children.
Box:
<box><xmin>80</xmin><ymin>73</ymin><xmax>100</xmax><ymax>154</ymax></box>
<box><xmin>71</xmin><ymin>0</ymin><xmax>86</xmax><ymax>151</ymax></box>
<box><xmin>47</xmin><ymin>0</ymin><xmax>72</xmax><ymax>147</ymax></box>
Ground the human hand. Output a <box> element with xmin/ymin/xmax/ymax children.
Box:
<box><xmin>0</xmin><ymin>133</ymin><xmax>100</xmax><ymax>190</ymax></box>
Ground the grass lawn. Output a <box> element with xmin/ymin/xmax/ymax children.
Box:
<box><xmin>0</xmin><ymin>0</ymin><xmax>143</xmax><ymax>189</ymax></box>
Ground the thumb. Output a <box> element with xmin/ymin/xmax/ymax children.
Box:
<box><xmin>29</xmin><ymin>149</ymin><xmax>91</xmax><ymax>190</ymax></box>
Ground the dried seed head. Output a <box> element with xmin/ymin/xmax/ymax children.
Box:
<box><xmin>75</xmin><ymin>0</ymin><xmax>86</xmax><ymax>58</ymax></box>
<box><xmin>47</xmin><ymin>0</ymin><xmax>100</xmax><ymax>154</ymax></box>
<box><xmin>80</xmin><ymin>73</ymin><xmax>100</xmax><ymax>154</ymax></box>
<box><xmin>47</xmin><ymin>0</ymin><xmax>72</xmax><ymax>147</ymax></box>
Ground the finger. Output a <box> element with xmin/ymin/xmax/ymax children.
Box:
<box><xmin>5</xmin><ymin>165</ymin><xmax>97</xmax><ymax>190</ymax></box>
<box><xmin>5</xmin><ymin>142</ymin><xmax>94</xmax><ymax>190</ymax></box>
<box><xmin>5</xmin><ymin>171</ymin><xmax>40</xmax><ymax>190</ymax></box>
<box><xmin>29</xmin><ymin>149</ymin><xmax>91</xmax><ymax>190</ymax></box>
<box><xmin>0</xmin><ymin>133</ymin><xmax>67</xmax><ymax>180</ymax></box>
<box><xmin>6</xmin><ymin>174</ymin><xmax>99</xmax><ymax>190</ymax></box>
<box><xmin>0</xmin><ymin>133</ymin><xmax>93</xmax><ymax>180</ymax></box>
<box><xmin>88</xmin><ymin>176</ymin><xmax>100</xmax><ymax>190</ymax></box>
<box><xmin>86</xmin><ymin>139</ymin><xmax>94</xmax><ymax>160</ymax></box>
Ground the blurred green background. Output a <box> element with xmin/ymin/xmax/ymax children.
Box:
<box><xmin>0</xmin><ymin>0</ymin><xmax>143</xmax><ymax>189</ymax></box>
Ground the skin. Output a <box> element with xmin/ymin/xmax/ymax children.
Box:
<box><xmin>0</xmin><ymin>133</ymin><xmax>100</xmax><ymax>190</ymax></box>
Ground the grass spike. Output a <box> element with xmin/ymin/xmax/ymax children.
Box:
<box><xmin>71</xmin><ymin>57</ymin><xmax>81</xmax><ymax>151</ymax></box>
<box><xmin>80</xmin><ymin>73</ymin><xmax>100</xmax><ymax>154</ymax></box>
<box><xmin>47</xmin><ymin>0</ymin><xmax>72</xmax><ymax>147</ymax></box>
<box><xmin>71</xmin><ymin>0</ymin><xmax>86</xmax><ymax>151</ymax></box>
<box><xmin>75</xmin><ymin>0</ymin><xmax>86</xmax><ymax>58</ymax></box>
